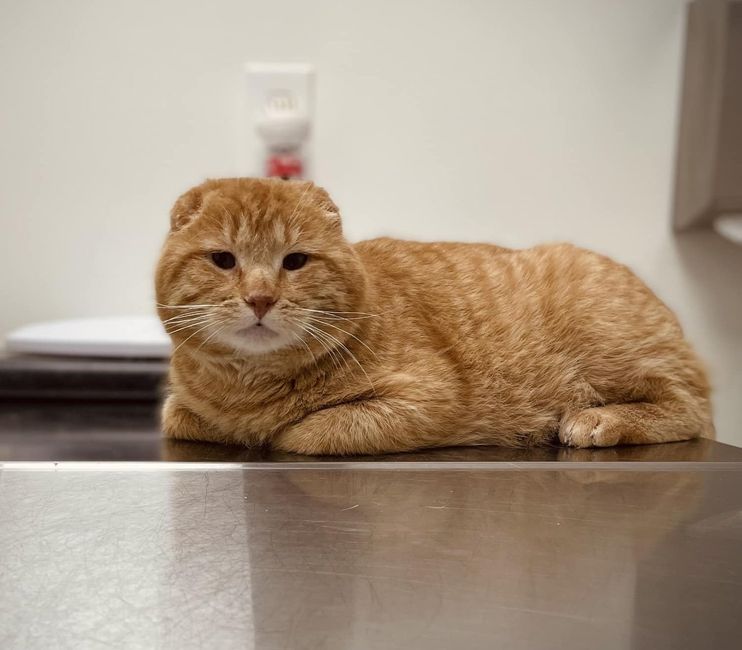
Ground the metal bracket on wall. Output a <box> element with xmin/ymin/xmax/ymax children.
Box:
<box><xmin>673</xmin><ymin>0</ymin><xmax>742</xmax><ymax>230</ymax></box>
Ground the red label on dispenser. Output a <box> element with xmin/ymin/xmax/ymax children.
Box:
<box><xmin>266</xmin><ymin>154</ymin><xmax>303</xmax><ymax>179</ymax></box>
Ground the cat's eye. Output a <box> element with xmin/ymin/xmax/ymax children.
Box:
<box><xmin>282</xmin><ymin>252</ymin><xmax>308</xmax><ymax>271</ymax></box>
<box><xmin>210</xmin><ymin>251</ymin><xmax>236</xmax><ymax>269</ymax></box>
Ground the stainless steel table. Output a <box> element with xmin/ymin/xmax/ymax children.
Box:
<box><xmin>1</xmin><ymin>460</ymin><xmax>741</xmax><ymax>649</ymax></box>
<box><xmin>1</xmin><ymin>400</ymin><xmax>741</xmax><ymax>648</ymax></box>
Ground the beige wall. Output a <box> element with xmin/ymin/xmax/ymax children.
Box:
<box><xmin>1</xmin><ymin>0</ymin><xmax>740</xmax><ymax>444</ymax></box>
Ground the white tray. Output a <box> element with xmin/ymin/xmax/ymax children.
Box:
<box><xmin>5</xmin><ymin>316</ymin><xmax>171</xmax><ymax>359</ymax></box>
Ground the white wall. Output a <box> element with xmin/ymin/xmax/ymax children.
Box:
<box><xmin>1</xmin><ymin>0</ymin><xmax>740</xmax><ymax>444</ymax></box>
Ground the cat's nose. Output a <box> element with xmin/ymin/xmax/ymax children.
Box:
<box><xmin>245</xmin><ymin>295</ymin><xmax>276</xmax><ymax>320</ymax></box>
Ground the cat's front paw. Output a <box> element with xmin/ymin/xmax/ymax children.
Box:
<box><xmin>559</xmin><ymin>408</ymin><xmax>622</xmax><ymax>448</ymax></box>
<box><xmin>272</xmin><ymin>425</ymin><xmax>334</xmax><ymax>456</ymax></box>
<box><xmin>161</xmin><ymin>396</ymin><xmax>212</xmax><ymax>442</ymax></box>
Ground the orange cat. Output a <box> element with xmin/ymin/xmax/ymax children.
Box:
<box><xmin>155</xmin><ymin>178</ymin><xmax>713</xmax><ymax>455</ymax></box>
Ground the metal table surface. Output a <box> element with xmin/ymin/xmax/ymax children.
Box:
<box><xmin>1</xmin><ymin>400</ymin><xmax>741</xmax><ymax>648</ymax></box>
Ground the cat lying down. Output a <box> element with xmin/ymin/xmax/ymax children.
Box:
<box><xmin>156</xmin><ymin>178</ymin><xmax>713</xmax><ymax>455</ymax></box>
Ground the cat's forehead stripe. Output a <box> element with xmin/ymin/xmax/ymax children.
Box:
<box><xmin>210</xmin><ymin>196</ymin><xmax>302</xmax><ymax>246</ymax></box>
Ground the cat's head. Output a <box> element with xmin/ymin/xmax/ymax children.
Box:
<box><xmin>155</xmin><ymin>178</ymin><xmax>366</xmax><ymax>358</ymax></box>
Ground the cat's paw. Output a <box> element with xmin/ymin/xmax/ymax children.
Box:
<box><xmin>161</xmin><ymin>397</ymin><xmax>212</xmax><ymax>441</ymax></box>
<box><xmin>559</xmin><ymin>408</ymin><xmax>622</xmax><ymax>448</ymax></box>
<box><xmin>273</xmin><ymin>425</ymin><xmax>331</xmax><ymax>456</ymax></box>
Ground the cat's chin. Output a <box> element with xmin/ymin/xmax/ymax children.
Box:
<box><xmin>224</xmin><ymin>324</ymin><xmax>294</xmax><ymax>356</ymax></box>
<box><xmin>236</xmin><ymin>323</ymin><xmax>280</xmax><ymax>341</ymax></box>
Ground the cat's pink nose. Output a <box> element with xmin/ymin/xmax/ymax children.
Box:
<box><xmin>245</xmin><ymin>295</ymin><xmax>276</xmax><ymax>320</ymax></box>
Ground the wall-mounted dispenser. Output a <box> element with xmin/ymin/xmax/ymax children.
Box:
<box><xmin>245</xmin><ymin>62</ymin><xmax>315</xmax><ymax>180</ymax></box>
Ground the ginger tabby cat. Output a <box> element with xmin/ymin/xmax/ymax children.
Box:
<box><xmin>156</xmin><ymin>178</ymin><xmax>713</xmax><ymax>455</ymax></box>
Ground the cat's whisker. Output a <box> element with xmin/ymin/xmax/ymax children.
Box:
<box><xmin>296</xmin><ymin>326</ymin><xmax>338</xmax><ymax>372</ymax></box>
<box><xmin>294</xmin><ymin>307</ymin><xmax>379</xmax><ymax>321</ymax></box>
<box><xmin>302</xmin><ymin>316</ymin><xmax>378</xmax><ymax>358</ymax></box>
<box><xmin>165</xmin><ymin>315</ymin><xmax>221</xmax><ymax>336</ymax></box>
<box><xmin>302</xmin><ymin>321</ymin><xmax>376</xmax><ymax>395</ymax></box>
<box><xmin>157</xmin><ymin>303</ymin><xmax>225</xmax><ymax>309</ymax></box>
<box><xmin>162</xmin><ymin>307</ymin><xmax>215</xmax><ymax>317</ymax></box>
<box><xmin>303</xmin><ymin>313</ymin><xmax>375</xmax><ymax>323</ymax></box>
<box><xmin>161</xmin><ymin>308</ymin><xmax>210</xmax><ymax>318</ymax></box>
<box><xmin>195</xmin><ymin>319</ymin><xmax>232</xmax><ymax>353</ymax></box>
<box><xmin>304</xmin><ymin>323</ymin><xmax>354</xmax><ymax>365</ymax></box>
<box><xmin>166</xmin><ymin>322</ymin><xmax>211</xmax><ymax>337</ymax></box>
<box><xmin>320</xmin><ymin>331</ymin><xmax>376</xmax><ymax>396</ymax></box>
<box><xmin>171</xmin><ymin>319</ymin><xmax>228</xmax><ymax>356</ymax></box>
<box><xmin>161</xmin><ymin>310</ymin><xmax>215</xmax><ymax>324</ymax></box>
<box><xmin>296</xmin><ymin>322</ymin><xmax>345</xmax><ymax>374</ymax></box>
<box><xmin>163</xmin><ymin>312</ymin><xmax>215</xmax><ymax>326</ymax></box>
<box><xmin>296</xmin><ymin>307</ymin><xmax>379</xmax><ymax>316</ymax></box>
<box><xmin>289</xmin><ymin>331</ymin><xmax>317</xmax><ymax>366</ymax></box>
<box><xmin>160</xmin><ymin>306</ymin><xmax>215</xmax><ymax>314</ymax></box>
<box><xmin>162</xmin><ymin>314</ymin><xmax>208</xmax><ymax>329</ymax></box>
<box><xmin>165</xmin><ymin>315</ymin><xmax>212</xmax><ymax>330</ymax></box>
<box><xmin>302</xmin><ymin>324</ymin><xmax>346</xmax><ymax>372</ymax></box>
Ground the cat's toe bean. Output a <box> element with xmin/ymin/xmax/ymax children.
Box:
<box><xmin>559</xmin><ymin>408</ymin><xmax>621</xmax><ymax>448</ymax></box>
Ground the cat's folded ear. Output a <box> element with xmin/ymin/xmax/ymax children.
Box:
<box><xmin>310</xmin><ymin>184</ymin><xmax>341</xmax><ymax>225</ymax></box>
<box><xmin>169</xmin><ymin>185</ymin><xmax>204</xmax><ymax>232</ymax></box>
